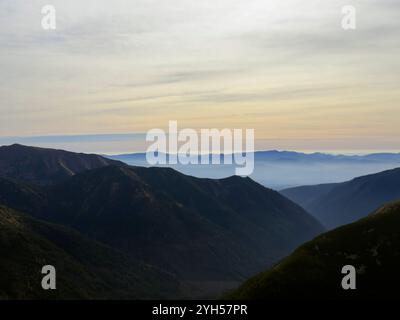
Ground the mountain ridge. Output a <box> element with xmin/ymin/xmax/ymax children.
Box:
<box><xmin>0</xmin><ymin>144</ymin><xmax>122</xmax><ymax>185</ymax></box>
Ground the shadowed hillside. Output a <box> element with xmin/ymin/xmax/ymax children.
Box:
<box><xmin>228</xmin><ymin>201</ymin><xmax>400</xmax><ymax>300</ymax></box>
<box><xmin>0</xmin><ymin>205</ymin><xmax>182</xmax><ymax>299</ymax></box>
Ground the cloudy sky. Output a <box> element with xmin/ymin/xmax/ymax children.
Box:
<box><xmin>0</xmin><ymin>0</ymin><xmax>399</xmax><ymax>153</ymax></box>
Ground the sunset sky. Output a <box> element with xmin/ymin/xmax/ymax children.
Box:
<box><xmin>0</xmin><ymin>0</ymin><xmax>399</xmax><ymax>153</ymax></box>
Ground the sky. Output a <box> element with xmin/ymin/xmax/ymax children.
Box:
<box><xmin>0</xmin><ymin>0</ymin><xmax>399</xmax><ymax>154</ymax></box>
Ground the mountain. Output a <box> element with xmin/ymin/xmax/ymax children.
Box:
<box><xmin>44</xmin><ymin>165</ymin><xmax>323</xmax><ymax>295</ymax></box>
<box><xmin>0</xmin><ymin>145</ymin><xmax>324</xmax><ymax>297</ymax></box>
<box><xmin>0</xmin><ymin>144</ymin><xmax>121</xmax><ymax>185</ymax></box>
<box><xmin>228</xmin><ymin>200</ymin><xmax>400</xmax><ymax>300</ymax></box>
<box><xmin>282</xmin><ymin>167</ymin><xmax>400</xmax><ymax>229</ymax></box>
<box><xmin>0</xmin><ymin>205</ymin><xmax>182</xmax><ymax>299</ymax></box>
<box><xmin>108</xmin><ymin>150</ymin><xmax>400</xmax><ymax>190</ymax></box>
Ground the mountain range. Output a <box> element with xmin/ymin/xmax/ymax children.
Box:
<box><xmin>3</xmin><ymin>143</ymin><xmax>399</xmax><ymax>300</ymax></box>
<box><xmin>110</xmin><ymin>150</ymin><xmax>400</xmax><ymax>164</ymax></box>
<box><xmin>108</xmin><ymin>150</ymin><xmax>400</xmax><ymax>189</ymax></box>
<box><xmin>0</xmin><ymin>144</ymin><xmax>323</xmax><ymax>299</ymax></box>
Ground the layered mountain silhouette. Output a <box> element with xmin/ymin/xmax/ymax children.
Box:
<box><xmin>0</xmin><ymin>205</ymin><xmax>182</xmax><ymax>299</ymax></box>
<box><xmin>0</xmin><ymin>144</ymin><xmax>323</xmax><ymax>298</ymax></box>
<box><xmin>228</xmin><ymin>200</ymin><xmax>400</xmax><ymax>300</ymax></box>
<box><xmin>109</xmin><ymin>150</ymin><xmax>400</xmax><ymax>189</ymax></box>
<box><xmin>282</xmin><ymin>167</ymin><xmax>400</xmax><ymax>228</ymax></box>
<box><xmin>111</xmin><ymin>150</ymin><xmax>400</xmax><ymax>164</ymax></box>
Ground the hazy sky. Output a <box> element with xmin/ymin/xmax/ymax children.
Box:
<box><xmin>0</xmin><ymin>0</ymin><xmax>399</xmax><ymax>153</ymax></box>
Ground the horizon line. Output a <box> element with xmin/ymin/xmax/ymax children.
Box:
<box><xmin>2</xmin><ymin>142</ymin><xmax>400</xmax><ymax>158</ymax></box>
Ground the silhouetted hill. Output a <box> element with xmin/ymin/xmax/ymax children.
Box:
<box><xmin>0</xmin><ymin>144</ymin><xmax>121</xmax><ymax>185</ymax></box>
<box><xmin>0</xmin><ymin>205</ymin><xmax>182</xmax><ymax>299</ymax></box>
<box><xmin>228</xmin><ymin>201</ymin><xmax>400</xmax><ymax>300</ymax></box>
<box><xmin>282</xmin><ymin>167</ymin><xmax>400</xmax><ymax>228</ymax></box>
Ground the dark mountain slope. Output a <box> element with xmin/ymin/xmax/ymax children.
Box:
<box><xmin>0</xmin><ymin>177</ymin><xmax>48</xmax><ymax>218</ymax></box>
<box><xmin>228</xmin><ymin>201</ymin><xmax>400</xmax><ymax>300</ymax></box>
<box><xmin>282</xmin><ymin>167</ymin><xmax>400</xmax><ymax>228</ymax></box>
<box><xmin>0</xmin><ymin>144</ymin><xmax>121</xmax><ymax>185</ymax></box>
<box><xmin>41</xmin><ymin>165</ymin><xmax>323</xmax><ymax>290</ymax></box>
<box><xmin>0</xmin><ymin>205</ymin><xmax>182</xmax><ymax>299</ymax></box>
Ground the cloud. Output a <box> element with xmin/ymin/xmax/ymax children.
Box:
<box><xmin>0</xmin><ymin>0</ymin><xmax>399</xmax><ymax>152</ymax></box>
